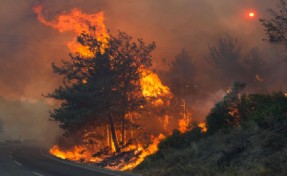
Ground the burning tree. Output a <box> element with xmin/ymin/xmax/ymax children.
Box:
<box><xmin>47</xmin><ymin>27</ymin><xmax>156</xmax><ymax>153</ymax></box>
<box><xmin>35</xmin><ymin>4</ymin><xmax>189</xmax><ymax>170</ymax></box>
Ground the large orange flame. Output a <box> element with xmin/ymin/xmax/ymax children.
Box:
<box><xmin>34</xmin><ymin>4</ymin><xmax>109</xmax><ymax>57</ymax></box>
<box><xmin>140</xmin><ymin>69</ymin><xmax>172</xmax><ymax>98</ymax></box>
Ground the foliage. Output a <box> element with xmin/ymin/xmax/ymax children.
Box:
<box><xmin>47</xmin><ymin>27</ymin><xmax>156</xmax><ymax>138</ymax></box>
<box><xmin>241</xmin><ymin>92</ymin><xmax>287</xmax><ymax>127</ymax></box>
<box><xmin>136</xmin><ymin>123</ymin><xmax>287</xmax><ymax>176</ymax></box>
<box><xmin>135</xmin><ymin>91</ymin><xmax>287</xmax><ymax>175</ymax></box>
<box><xmin>167</xmin><ymin>49</ymin><xmax>196</xmax><ymax>99</ymax></box>
<box><xmin>260</xmin><ymin>0</ymin><xmax>287</xmax><ymax>46</ymax></box>
<box><xmin>207</xmin><ymin>35</ymin><xmax>245</xmax><ymax>87</ymax></box>
<box><xmin>135</xmin><ymin>85</ymin><xmax>287</xmax><ymax>175</ymax></box>
<box><xmin>206</xmin><ymin>81</ymin><xmax>246</xmax><ymax>134</ymax></box>
<box><xmin>158</xmin><ymin>127</ymin><xmax>203</xmax><ymax>150</ymax></box>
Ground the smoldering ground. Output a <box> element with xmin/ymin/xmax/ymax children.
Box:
<box><xmin>0</xmin><ymin>0</ymin><xmax>286</xmax><ymax>133</ymax></box>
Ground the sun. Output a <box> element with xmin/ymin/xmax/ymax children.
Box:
<box><xmin>248</xmin><ymin>11</ymin><xmax>255</xmax><ymax>18</ymax></box>
<box><xmin>247</xmin><ymin>10</ymin><xmax>257</xmax><ymax>19</ymax></box>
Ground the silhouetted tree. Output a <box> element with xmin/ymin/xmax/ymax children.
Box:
<box><xmin>243</xmin><ymin>48</ymin><xmax>265</xmax><ymax>84</ymax></box>
<box><xmin>168</xmin><ymin>49</ymin><xmax>196</xmax><ymax>99</ymax></box>
<box><xmin>207</xmin><ymin>35</ymin><xmax>245</xmax><ymax>88</ymax></box>
<box><xmin>260</xmin><ymin>0</ymin><xmax>287</xmax><ymax>46</ymax></box>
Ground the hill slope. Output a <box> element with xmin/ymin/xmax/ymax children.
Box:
<box><xmin>135</xmin><ymin>91</ymin><xmax>287</xmax><ymax>176</ymax></box>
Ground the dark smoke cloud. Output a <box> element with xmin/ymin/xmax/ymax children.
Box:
<box><xmin>0</xmin><ymin>0</ymin><xmax>285</xmax><ymax>125</ymax></box>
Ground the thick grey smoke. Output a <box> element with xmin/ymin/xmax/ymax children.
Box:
<box><xmin>0</xmin><ymin>0</ymin><xmax>285</xmax><ymax>127</ymax></box>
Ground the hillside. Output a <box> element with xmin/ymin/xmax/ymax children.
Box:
<box><xmin>135</xmin><ymin>90</ymin><xmax>287</xmax><ymax>176</ymax></box>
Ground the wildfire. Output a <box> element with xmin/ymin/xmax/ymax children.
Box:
<box><xmin>140</xmin><ymin>69</ymin><xmax>172</xmax><ymax>98</ymax></box>
<box><xmin>33</xmin><ymin>4</ymin><xmax>109</xmax><ymax>56</ymax></box>
<box><xmin>36</xmin><ymin>4</ymin><xmax>173</xmax><ymax>171</ymax></box>
<box><xmin>119</xmin><ymin>134</ymin><xmax>165</xmax><ymax>171</ymax></box>
<box><xmin>198</xmin><ymin>122</ymin><xmax>207</xmax><ymax>133</ymax></box>
<box><xmin>178</xmin><ymin>117</ymin><xmax>188</xmax><ymax>133</ymax></box>
<box><xmin>50</xmin><ymin>145</ymin><xmax>101</xmax><ymax>162</ymax></box>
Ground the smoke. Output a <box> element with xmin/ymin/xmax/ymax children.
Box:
<box><xmin>0</xmin><ymin>97</ymin><xmax>61</xmax><ymax>145</ymax></box>
<box><xmin>0</xmin><ymin>0</ymin><xmax>286</xmax><ymax>130</ymax></box>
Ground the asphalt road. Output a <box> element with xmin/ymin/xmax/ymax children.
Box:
<box><xmin>0</xmin><ymin>143</ymin><xmax>136</xmax><ymax>176</ymax></box>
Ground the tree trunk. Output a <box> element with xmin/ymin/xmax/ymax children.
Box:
<box><xmin>108</xmin><ymin>114</ymin><xmax>120</xmax><ymax>153</ymax></box>
<box><xmin>121</xmin><ymin>113</ymin><xmax>125</xmax><ymax>147</ymax></box>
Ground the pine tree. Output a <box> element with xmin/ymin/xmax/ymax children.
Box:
<box><xmin>47</xmin><ymin>27</ymin><xmax>156</xmax><ymax>152</ymax></box>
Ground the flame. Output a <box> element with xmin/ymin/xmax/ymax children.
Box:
<box><xmin>33</xmin><ymin>4</ymin><xmax>109</xmax><ymax>56</ymax></box>
<box><xmin>119</xmin><ymin>134</ymin><xmax>165</xmax><ymax>171</ymax></box>
<box><xmin>82</xmin><ymin>79</ymin><xmax>87</xmax><ymax>84</ymax></box>
<box><xmin>50</xmin><ymin>145</ymin><xmax>101</xmax><ymax>162</ymax></box>
<box><xmin>163</xmin><ymin>115</ymin><xmax>169</xmax><ymax>132</ymax></box>
<box><xmin>50</xmin><ymin>134</ymin><xmax>165</xmax><ymax>171</ymax></box>
<box><xmin>140</xmin><ymin>69</ymin><xmax>172</xmax><ymax>98</ymax></box>
<box><xmin>198</xmin><ymin>122</ymin><xmax>207</xmax><ymax>133</ymax></box>
<box><xmin>178</xmin><ymin>117</ymin><xmax>188</xmax><ymax>133</ymax></box>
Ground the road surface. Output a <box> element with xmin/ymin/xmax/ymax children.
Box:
<box><xmin>0</xmin><ymin>143</ymin><xmax>136</xmax><ymax>176</ymax></box>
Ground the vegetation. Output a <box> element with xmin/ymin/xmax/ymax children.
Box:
<box><xmin>47</xmin><ymin>27</ymin><xmax>156</xmax><ymax>151</ymax></box>
<box><xmin>135</xmin><ymin>88</ymin><xmax>287</xmax><ymax>176</ymax></box>
<box><xmin>135</xmin><ymin>2</ymin><xmax>287</xmax><ymax>174</ymax></box>
<box><xmin>167</xmin><ymin>49</ymin><xmax>196</xmax><ymax>99</ymax></box>
<box><xmin>260</xmin><ymin>0</ymin><xmax>287</xmax><ymax>46</ymax></box>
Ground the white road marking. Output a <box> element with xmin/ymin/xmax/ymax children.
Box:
<box><xmin>13</xmin><ymin>160</ymin><xmax>22</xmax><ymax>166</ymax></box>
<box><xmin>32</xmin><ymin>171</ymin><xmax>45</xmax><ymax>176</ymax></box>
<box><xmin>40</xmin><ymin>150</ymin><xmax>126</xmax><ymax>176</ymax></box>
